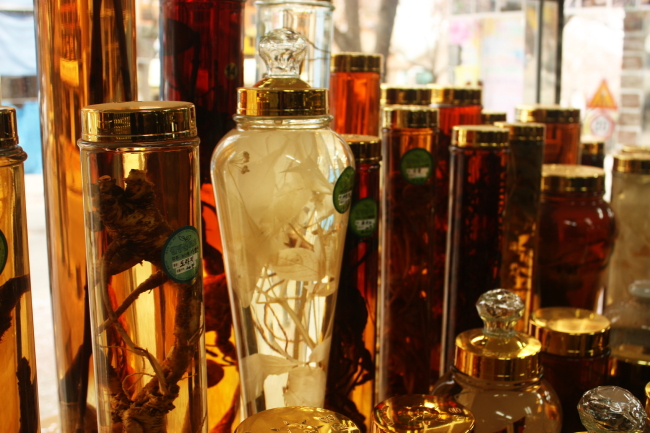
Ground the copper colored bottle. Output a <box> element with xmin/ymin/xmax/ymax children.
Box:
<box><xmin>379</xmin><ymin>106</ymin><xmax>438</xmax><ymax>400</ymax></box>
<box><xmin>516</xmin><ymin>105</ymin><xmax>581</xmax><ymax>164</ymax></box>
<box><xmin>530</xmin><ymin>307</ymin><xmax>610</xmax><ymax>433</ymax></box>
<box><xmin>538</xmin><ymin>165</ymin><xmax>616</xmax><ymax>311</ymax></box>
<box><xmin>330</xmin><ymin>54</ymin><xmax>382</xmax><ymax>136</ymax></box>
<box><xmin>580</xmin><ymin>136</ymin><xmax>605</xmax><ymax>169</ymax></box>
<box><xmin>327</xmin><ymin>135</ymin><xmax>381</xmax><ymax>432</ymax></box>
<box><xmin>481</xmin><ymin>111</ymin><xmax>507</xmax><ymax>125</ymax></box>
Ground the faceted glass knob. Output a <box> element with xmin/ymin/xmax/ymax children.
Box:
<box><xmin>476</xmin><ymin>289</ymin><xmax>524</xmax><ymax>338</ymax></box>
<box><xmin>259</xmin><ymin>28</ymin><xmax>308</xmax><ymax>78</ymax></box>
<box><xmin>578</xmin><ymin>386</ymin><xmax>646</xmax><ymax>433</ymax></box>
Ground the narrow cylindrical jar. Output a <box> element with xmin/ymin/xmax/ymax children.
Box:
<box><xmin>495</xmin><ymin>122</ymin><xmax>545</xmax><ymax>331</ymax></box>
<box><xmin>516</xmin><ymin>105</ymin><xmax>581</xmax><ymax>164</ymax></box>
<box><xmin>538</xmin><ymin>165</ymin><xmax>616</xmax><ymax>310</ymax></box>
<box><xmin>330</xmin><ymin>54</ymin><xmax>382</xmax><ymax>136</ymax></box>
<box><xmin>378</xmin><ymin>105</ymin><xmax>438</xmax><ymax>399</ymax></box>
<box><xmin>79</xmin><ymin>102</ymin><xmax>207</xmax><ymax>432</ymax></box>
<box><xmin>0</xmin><ymin>107</ymin><xmax>40</xmax><ymax>432</ymax></box>
<box><xmin>529</xmin><ymin>307</ymin><xmax>610</xmax><ymax>433</ymax></box>
<box><xmin>236</xmin><ymin>406</ymin><xmax>360</xmax><ymax>433</ymax></box>
<box><xmin>481</xmin><ymin>111</ymin><xmax>507</xmax><ymax>125</ymax></box>
<box><xmin>326</xmin><ymin>135</ymin><xmax>381</xmax><ymax>431</ymax></box>
<box><xmin>441</xmin><ymin>125</ymin><xmax>509</xmax><ymax>373</ymax></box>
<box><xmin>580</xmin><ymin>137</ymin><xmax>605</xmax><ymax>168</ymax></box>
<box><xmin>607</xmin><ymin>154</ymin><xmax>650</xmax><ymax>307</ymax></box>
<box><xmin>212</xmin><ymin>29</ymin><xmax>354</xmax><ymax>417</ymax></box>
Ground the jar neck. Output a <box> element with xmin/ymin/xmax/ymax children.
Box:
<box><xmin>234</xmin><ymin>115</ymin><xmax>333</xmax><ymax>130</ymax></box>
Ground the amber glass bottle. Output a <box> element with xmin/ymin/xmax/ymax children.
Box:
<box><xmin>0</xmin><ymin>107</ymin><xmax>40</xmax><ymax>433</ymax></box>
<box><xmin>481</xmin><ymin>111</ymin><xmax>507</xmax><ymax>125</ymax></box>
<box><xmin>516</xmin><ymin>105</ymin><xmax>581</xmax><ymax>164</ymax></box>
<box><xmin>495</xmin><ymin>122</ymin><xmax>545</xmax><ymax>331</ymax></box>
<box><xmin>440</xmin><ymin>125</ymin><xmax>509</xmax><ymax>373</ymax></box>
<box><xmin>538</xmin><ymin>165</ymin><xmax>616</xmax><ymax>310</ymax></box>
<box><xmin>580</xmin><ymin>136</ymin><xmax>605</xmax><ymax>168</ymax></box>
<box><xmin>530</xmin><ymin>307</ymin><xmax>610</xmax><ymax>433</ymax></box>
<box><xmin>379</xmin><ymin>105</ymin><xmax>438</xmax><ymax>400</ymax></box>
<box><xmin>330</xmin><ymin>54</ymin><xmax>382</xmax><ymax>136</ymax></box>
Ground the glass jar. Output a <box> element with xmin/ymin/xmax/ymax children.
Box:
<box><xmin>578</xmin><ymin>386</ymin><xmax>646</xmax><ymax>433</ymax></box>
<box><xmin>516</xmin><ymin>105</ymin><xmax>581</xmax><ymax>165</ymax></box>
<box><xmin>326</xmin><ymin>135</ymin><xmax>381</xmax><ymax>431</ymax></box>
<box><xmin>330</xmin><ymin>54</ymin><xmax>383</xmax><ymax>136</ymax></box>
<box><xmin>211</xmin><ymin>29</ymin><xmax>354</xmax><ymax>417</ymax></box>
<box><xmin>607</xmin><ymin>154</ymin><xmax>650</xmax><ymax>307</ymax></box>
<box><xmin>481</xmin><ymin>111</ymin><xmax>507</xmax><ymax>125</ymax></box>
<box><xmin>431</xmin><ymin>289</ymin><xmax>562</xmax><ymax>433</ymax></box>
<box><xmin>378</xmin><ymin>105</ymin><xmax>438</xmax><ymax>399</ymax></box>
<box><xmin>538</xmin><ymin>165</ymin><xmax>616</xmax><ymax>311</ymax></box>
<box><xmin>580</xmin><ymin>137</ymin><xmax>605</xmax><ymax>169</ymax></box>
<box><xmin>0</xmin><ymin>106</ymin><xmax>40</xmax><ymax>432</ymax></box>
<box><xmin>441</xmin><ymin>125</ymin><xmax>509</xmax><ymax>373</ymax></box>
<box><xmin>235</xmin><ymin>406</ymin><xmax>360</xmax><ymax>433</ymax></box>
<box><xmin>78</xmin><ymin>101</ymin><xmax>207</xmax><ymax>432</ymax></box>
<box><xmin>529</xmin><ymin>307</ymin><xmax>611</xmax><ymax>433</ymax></box>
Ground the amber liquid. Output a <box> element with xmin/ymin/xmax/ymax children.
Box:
<box><xmin>543</xmin><ymin>123</ymin><xmax>581</xmax><ymax>164</ymax></box>
<box><xmin>329</xmin><ymin>72</ymin><xmax>381</xmax><ymax>136</ymax></box>
<box><xmin>0</xmin><ymin>157</ymin><xmax>40</xmax><ymax>432</ymax></box>
<box><xmin>34</xmin><ymin>1</ymin><xmax>136</xmax><ymax>430</ymax></box>
<box><xmin>441</xmin><ymin>146</ymin><xmax>508</xmax><ymax>373</ymax></box>
<box><xmin>326</xmin><ymin>162</ymin><xmax>380</xmax><ymax>432</ymax></box>
<box><xmin>379</xmin><ymin>128</ymin><xmax>436</xmax><ymax>399</ymax></box>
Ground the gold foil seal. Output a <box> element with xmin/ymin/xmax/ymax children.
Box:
<box><xmin>80</xmin><ymin>101</ymin><xmax>197</xmax><ymax>144</ymax></box>
<box><xmin>452</xmin><ymin>125</ymin><xmax>509</xmax><ymax>148</ymax></box>
<box><xmin>382</xmin><ymin>106</ymin><xmax>438</xmax><ymax>129</ymax></box>
<box><xmin>495</xmin><ymin>122</ymin><xmax>545</xmax><ymax>142</ymax></box>
<box><xmin>381</xmin><ymin>85</ymin><xmax>432</xmax><ymax>106</ymax></box>
<box><xmin>516</xmin><ymin>104</ymin><xmax>580</xmax><ymax>124</ymax></box>
<box><xmin>372</xmin><ymin>395</ymin><xmax>475</xmax><ymax>433</ymax></box>
<box><xmin>332</xmin><ymin>53</ymin><xmax>383</xmax><ymax>73</ymax></box>
<box><xmin>238</xmin><ymin>88</ymin><xmax>329</xmax><ymax>116</ymax></box>
<box><xmin>481</xmin><ymin>111</ymin><xmax>507</xmax><ymax>124</ymax></box>
<box><xmin>235</xmin><ymin>407</ymin><xmax>360</xmax><ymax>433</ymax></box>
<box><xmin>0</xmin><ymin>106</ymin><xmax>18</xmax><ymax>147</ymax></box>
<box><xmin>341</xmin><ymin>134</ymin><xmax>381</xmax><ymax>163</ymax></box>
<box><xmin>430</xmin><ymin>86</ymin><xmax>482</xmax><ymax>106</ymax></box>
<box><xmin>581</xmin><ymin>136</ymin><xmax>605</xmax><ymax>156</ymax></box>
<box><xmin>542</xmin><ymin>164</ymin><xmax>605</xmax><ymax>194</ymax></box>
<box><xmin>613</xmin><ymin>153</ymin><xmax>650</xmax><ymax>174</ymax></box>
<box><xmin>529</xmin><ymin>307</ymin><xmax>610</xmax><ymax>357</ymax></box>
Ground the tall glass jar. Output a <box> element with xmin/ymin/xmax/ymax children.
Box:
<box><xmin>79</xmin><ymin>102</ymin><xmax>207</xmax><ymax>432</ymax></box>
<box><xmin>538</xmin><ymin>165</ymin><xmax>616</xmax><ymax>310</ymax></box>
<box><xmin>212</xmin><ymin>29</ymin><xmax>354</xmax><ymax>417</ymax></box>
<box><xmin>607</xmin><ymin>154</ymin><xmax>650</xmax><ymax>307</ymax></box>
<box><xmin>516</xmin><ymin>105</ymin><xmax>581</xmax><ymax>164</ymax></box>
<box><xmin>495</xmin><ymin>122</ymin><xmax>545</xmax><ymax>331</ymax></box>
<box><xmin>330</xmin><ymin>54</ymin><xmax>383</xmax><ymax>136</ymax></box>
<box><xmin>326</xmin><ymin>135</ymin><xmax>381</xmax><ymax>432</ymax></box>
<box><xmin>441</xmin><ymin>125</ymin><xmax>509</xmax><ymax>374</ymax></box>
<box><xmin>378</xmin><ymin>105</ymin><xmax>438</xmax><ymax>399</ymax></box>
<box><xmin>580</xmin><ymin>137</ymin><xmax>605</xmax><ymax>169</ymax></box>
<box><xmin>529</xmin><ymin>308</ymin><xmax>610</xmax><ymax>433</ymax></box>
<box><xmin>578</xmin><ymin>386</ymin><xmax>647</xmax><ymax>433</ymax></box>
<box><xmin>0</xmin><ymin>107</ymin><xmax>40</xmax><ymax>432</ymax></box>
<box><xmin>432</xmin><ymin>289</ymin><xmax>562</xmax><ymax>433</ymax></box>
<box><xmin>256</xmin><ymin>0</ymin><xmax>333</xmax><ymax>88</ymax></box>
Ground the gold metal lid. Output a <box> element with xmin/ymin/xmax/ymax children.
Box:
<box><xmin>341</xmin><ymin>134</ymin><xmax>381</xmax><ymax>163</ymax></box>
<box><xmin>481</xmin><ymin>111</ymin><xmax>507</xmax><ymax>124</ymax></box>
<box><xmin>613</xmin><ymin>153</ymin><xmax>650</xmax><ymax>174</ymax></box>
<box><xmin>494</xmin><ymin>122</ymin><xmax>545</xmax><ymax>142</ymax></box>
<box><xmin>430</xmin><ymin>86</ymin><xmax>482</xmax><ymax>106</ymax></box>
<box><xmin>0</xmin><ymin>106</ymin><xmax>18</xmax><ymax>147</ymax></box>
<box><xmin>455</xmin><ymin>289</ymin><xmax>542</xmax><ymax>382</ymax></box>
<box><xmin>80</xmin><ymin>101</ymin><xmax>197</xmax><ymax>144</ymax></box>
<box><xmin>238</xmin><ymin>29</ymin><xmax>328</xmax><ymax>116</ymax></box>
<box><xmin>542</xmin><ymin>164</ymin><xmax>605</xmax><ymax>194</ymax></box>
<box><xmin>620</xmin><ymin>145</ymin><xmax>650</xmax><ymax>154</ymax></box>
<box><xmin>381</xmin><ymin>85</ymin><xmax>432</xmax><ymax>106</ymax></box>
<box><xmin>382</xmin><ymin>106</ymin><xmax>438</xmax><ymax>129</ymax></box>
<box><xmin>516</xmin><ymin>104</ymin><xmax>580</xmax><ymax>124</ymax></box>
<box><xmin>452</xmin><ymin>125</ymin><xmax>509</xmax><ymax>148</ymax></box>
<box><xmin>372</xmin><ymin>395</ymin><xmax>475</xmax><ymax>433</ymax></box>
<box><xmin>529</xmin><ymin>307</ymin><xmax>610</xmax><ymax>357</ymax></box>
<box><xmin>332</xmin><ymin>53</ymin><xmax>383</xmax><ymax>73</ymax></box>
<box><xmin>581</xmin><ymin>136</ymin><xmax>605</xmax><ymax>156</ymax></box>
<box><xmin>235</xmin><ymin>407</ymin><xmax>360</xmax><ymax>433</ymax></box>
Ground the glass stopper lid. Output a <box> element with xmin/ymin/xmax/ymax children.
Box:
<box><xmin>235</xmin><ymin>407</ymin><xmax>360</xmax><ymax>433</ymax></box>
<box><xmin>578</xmin><ymin>386</ymin><xmax>646</xmax><ymax>433</ymax></box>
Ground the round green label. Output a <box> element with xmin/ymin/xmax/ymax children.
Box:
<box><xmin>400</xmin><ymin>148</ymin><xmax>433</xmax><ymax>185</ymax></box>
<box><xmin>0</xmin><ymin>230</ymin><xmax>7</xmax><ymax>275</ymax></box>
<box><xmin>333</xmin><ymin>166</ymin><xmax>355</xmax><ymax>214</ymax></box>
<box><xmin>349</xmin><ymin>198</ymin><xmax>378</xmax><ymax>238</ymax></box>
<box><xmin>161</xmin><ymin>226</ymin><xmax>200</xmax><ymax>283</ymax></box>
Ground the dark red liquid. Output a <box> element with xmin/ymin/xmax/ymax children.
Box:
<box><xmin>330</xmin><ymin>72</ymin><xmax>381</xmax><ymax>136</ymax></box>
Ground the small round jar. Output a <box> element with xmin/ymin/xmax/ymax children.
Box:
<box><xmin>538</xmin><ymin>164</ymin><xmax>616</xmax><ymax>310</ymax></box>
<box><xmin>580</xmin><ymin>136</ymin><xmax>605</xmax><ymax>168</ymax></box>
<box><xmin>481</xmin><ymin>111</ymin><xmax>507</xmax><ymax>125</ymax></box>
<box><xmin>236</xmin><ymin>407</ymin><xmax>360</xmax><ymax>433</ymax></box>
<box><xmin>529</xmin><ymin>307</ymin><xmax>610</xmax><ymax>433</ymax></box>
<box><xmin>516</xmin><ymin>105</ymin><xmax>581</xmax><ymax>164</ymax></box>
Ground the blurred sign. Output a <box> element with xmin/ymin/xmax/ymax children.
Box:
<box><xmin>587</xmin><ymin>80</ymin><xmax>617</xmax><ymax>110</ymax></box>
<box><xmin>589</xmin><ymin>111</ymin><xmax>615</xmax><ymax>137</ymax></box>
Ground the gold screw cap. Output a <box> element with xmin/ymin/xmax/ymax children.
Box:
<box><xmin>495</xmin><ymin>122</ymin><xmax>545</xmax><ymax>142</ymax></box>
<box><xmin>430</xmin><ymin>86</ymin><xmax>482</xmax><ymax>106</ymax></box>
<box><xmin>516</xmin><ymin>104</ymin><xmax>580</xmax><ymax>124</ymax></box>
<box><xmin>0</xmin><ymin>106</ymin><xmax>18</xmax><ymax>147</ymax></box>
<box><xmin>341</xmin><ymin>134</ymin><xmax>381</xmax><ymax>163</ymax></box>
<box><xmin>382</xmin><ymin>105</ymin><xmax>438</xmax><ymax>129</ymax></box>
<box><xmin>613</xmin><ymin>153</ymin><xmax>650</xmax><ymax>174</ymax></box>
<box><xmin>235</xmin><ymin>407</ymin><xmax>360</xmax><ymax>433</ymax></box>
<box><xmin>542</xmin><ymin>164</ymin><xmax>605</xmax><ymax>194</ymax></box>
<box><xmin>381</xmin><ymin>85</ymin><xmax>433</xmax><ymax>106</ymax></box>
<box><xmin>332</xmin><ymin>53</ymin><xmax>383</xmax><ymax>73</ymax></box>
<box><xmin>581</xmin><ymin>136</ymin><xmax>605</xmax><ymax>156</ymax></box>
<box><xmin>452</xmin><ymin>125</ymin><xmax>509</xmax><ymax>148</ymax></box>
<box><xmin>481</xmin><ymin>111</ymin><xmax>507</xmax><ymax>124</ymax></box>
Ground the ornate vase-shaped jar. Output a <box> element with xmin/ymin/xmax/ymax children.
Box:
<box><xmin>211</xmin><ymin>29</ymin><xmax>354</xmax><ymax>417</ymax></box>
